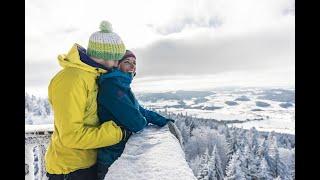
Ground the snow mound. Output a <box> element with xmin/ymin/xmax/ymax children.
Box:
<box><xmin>105</xmin><ymin>125</ymin><xmax>196</xmax><ymax>180</ymax></box>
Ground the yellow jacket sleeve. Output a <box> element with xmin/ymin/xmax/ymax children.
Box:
<box><xmin>49</xmin><ymin>74</ymin><xmax>123</xmax><ymax>149</ymax></box>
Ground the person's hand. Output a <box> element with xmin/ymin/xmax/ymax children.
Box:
<box><xmin>120</xmin><ymin>127</ymin><xmax>132</xmax><ymax>142</ymax></box>
<box><xmin>166</xmin><ymin>118</ymin><xmax>175</xmax><ymax>123</ymax></box>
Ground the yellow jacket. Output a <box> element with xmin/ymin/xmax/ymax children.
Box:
<box><xmin>45</xmin><ymin>44</ymin><xmax>123</xmax><ymax>174</ymax></box>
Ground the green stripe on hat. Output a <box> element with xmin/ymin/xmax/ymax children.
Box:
<box><xmin>88</xmin><ymin>41</ymin><xmax>125</xmax><ymax>53</ymax></box>
<box><xmin>87</xmin><ymin>49</ymin><xmax>125</xmax><ymax>61</ymax></box>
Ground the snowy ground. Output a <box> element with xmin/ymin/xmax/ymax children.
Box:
<box><xmin>105</xmin><ymin>125</ymin><xmax>196</xmax><ymax>180</ymax></box>
<box><xmin>140</xmin><ymin>88</ymin><xmax>295</xmax><ymax>134</ymax></box>
<box><xmin>25</xmin><ymin>87</ymin><xmax>295</xmax><ymax>134</ymax></box>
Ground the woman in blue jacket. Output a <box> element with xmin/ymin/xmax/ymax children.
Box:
<box><xmin>97</xmin><ymin>50</ymin><xmax>174</xmax><ymax>180</ymax></box>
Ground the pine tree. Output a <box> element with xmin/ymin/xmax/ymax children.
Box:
<box><xmin>44</xmin><ymin>98</ymin><xmax>51</xmax><ymax>115</ymax></box>
<box><xmin>25</xmin><ymin>115</ymin><xmax>33</xmax><ymax>125</ymax></box>
<box><xmin>197</xmin><ymin>149</ymin><xmax>211</xmax><ymax>180</ymax></box>
<box><xmin>258</xmin><ymin>138</ymin><xmax>268</xmax><ymax>158</ymax></box>
<box><xmin>238</xmin><ymin>144</ymin><xmax>260</xmax><ymax>179</ymax></box>
<box><xmin>238</xmin><ymin>144</ymin><xmax>250</xmax><ymax>178</ymax></box>
<box><xmin>266</xmin><ymin>132</ymin><xmax>291</xmax><ymax>179</ymax></box>
<box><xmin>189</xmin><ymin>154</ymin><xmax>202</xmax><ymax>176</ymax></box>
<box><xmin>248</xmin><ymin>127</ymin><xmax>259</xmax><ymax>155</ymax></box>
<box><xmin>225</xmin><ymin>150</ymin><xmax>246</xmax><ymax>180</ymax></box>
<box><xmin>226</xmin><ymin>129</ymin><xmax>238</xmax><ymax>161</ymax></box>
<box><xmin>208</xmin><ymin>145</ymin><xmax>224</xmax><ymax>180</ymax></box>
<box><xmin>289</xmin><ymin>148</ymin><xmax>295</xmax><ymax>180</ymax></box>
<box><xmin>236</xmin><ymin>130</ymin><xmax>248</xmax><ymax>152</ymax></box>
<box><xmin>257</xmin><ymin>157</ymin><xmax>273</xmax><ymax>180</ymax></box>
<box><xmin>190</xmin><ymin>121</ymin><xmax>195</xmax><ymax>137</ymax></box>
<box><xmin>25</xmin><ymin>93</ymin><xmax>31</xmax><ymax>111</ymax></box>
<box><xmin>243</xmin><ymin>144</ymin><xmax>261</xmax><ymax>179</ymax></box>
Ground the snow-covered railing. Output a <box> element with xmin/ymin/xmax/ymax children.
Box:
<box><xmin>105</xmin><ymin>125</ymin><xmax>196</xmax><ymax>180</ymax></box>
<box><xmin>25</xmin><ymin>123</ymin><xmax>189</xmax><ymax>180</ymax></box>
<box><xmin>25</xmin><ymin>124</ymin><xmax>53</xmax><ymax>180</ymax></box>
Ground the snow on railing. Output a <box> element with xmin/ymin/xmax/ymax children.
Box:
<box><xmin>25</xmin><ymin>125</ymin><xmax>53</xmax><ymax>180</ymax></box>
<box><xmin>25</xmin><ymin>123</ymin><xmax>185</xmax><ymax>180</ymax></box>
<box><xmin>105</xmin><ymin>125</ymin><xmax>196</xmax><ymax>180</ymax></box>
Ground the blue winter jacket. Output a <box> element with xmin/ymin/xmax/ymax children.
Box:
<box><xmin>97</xmin><ymin>68</ymin><xmax>169</xmax><ymax>167</ymax></box>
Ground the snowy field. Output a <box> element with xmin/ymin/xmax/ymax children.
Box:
<box><xmin>26</xmin><ymin>87</ymin><xmax>295</xmax><ymax>135</ymax></box>
<box><xmin>137</xmin><ymin>88</ymin><xmax>295</xmax><ymax>134</ymax></box>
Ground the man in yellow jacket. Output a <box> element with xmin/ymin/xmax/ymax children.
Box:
<box><xmin>45</xmin><ymin>21</ymin><xmax>131</xmax><ymax>180</ymax></box>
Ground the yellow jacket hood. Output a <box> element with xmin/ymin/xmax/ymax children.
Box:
<box><xmin>57</xmin><ymin>43</ymin><xmax>107</xmax><ymax>74</ymax></box>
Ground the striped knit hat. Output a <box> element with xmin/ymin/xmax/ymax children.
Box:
<box><xmin>87</xmin><ymin>21</ymin><xmax>126</xmax><ymax>61</ymax></box>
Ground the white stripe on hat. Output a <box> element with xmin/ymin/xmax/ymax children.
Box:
<box><xmin>89</xmin><ymin>32</ymin><xmax>124</xmax><ymax>45</ymax></box>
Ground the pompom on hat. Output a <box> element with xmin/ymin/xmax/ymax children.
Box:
<box><xmin>87</xmin><ymin>20</ymin><xmax>126</xmax><ymax>61</ymax></box>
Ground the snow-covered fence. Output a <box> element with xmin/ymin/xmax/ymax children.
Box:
<box><xmin>25</xmin><ymin>125</ymin><xmax>53</xmax><ymax>180</ymax></box>
<box><xmin>105</xmin><ymin>125</ymin><xmax>197</xmax><ymax>180</ymax></box>
<box><xmin>25</xmin><ymin>123</ymin><xmax>190</xmax><ymax>180</ymax></box>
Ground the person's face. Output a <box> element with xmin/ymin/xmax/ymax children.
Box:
<box><xmin>118</xmin><ymin>57</ymin><xmax>136</xmax><ymax>74</ymax></box>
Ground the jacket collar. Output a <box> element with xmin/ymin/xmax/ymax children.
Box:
<box><xmin>77</xmin><ymin>45</ymin><xmax>109</xmax><ymax>71</ymax></box>
<box><xmin>57</xmin><ymin>44</ymin><xmax>107</xmax><ymax>74</ymax></box>
<box><xmin>99</xmin><ymin>69</ymin><xmax>133</xmax><ymax>89</ymax></box>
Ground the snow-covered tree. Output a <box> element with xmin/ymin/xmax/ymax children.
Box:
<box><xmin>226</xmin><ymin>129</ymin><xmax>238</xmax><ymax>161</ymax></box>
<box><xmin>258</xmin><ymin>138</ymin><xmax>268</xmax><ymax>158</ymax></box>
<box><xmin>240</xmin><ymin>144</ymin><xmax>260</xmax><ymax>179</ymax></box>
<box><xmin>289</xmin><ymin>148</ymin><xmax>295</xmax><ymax>179</ymax></box>
<box><xmin>44</xmin><ymin>99</ymin><xmax>51</xmax><ymax>115</ymax></box>
<box><xmin>182</xmin><ymin>122</ymin><xmax>191</xmax><ymax>142</ymax></box>
<box><xmin>197</xmin><ymin>149</ymin><xmax>211</xmax><ymax>180</ymax></box>
<box><xmin>184</xmin><ymin>136</ymin><xmax>202</xmax><ymax>161</ymax></box>
<box><xmin>248</xmin><ymin>127</ymin><xmax>259</xmax><ymax>155</ymax></box>
<box><xmin>25</xmin><ymin>115</ymin><xmax>33</xmax><ymax>125</ymax></box>
<box><xmin>266</xmin><ymin>132</ymin><xmax>291</xmax><ymax>179</ymax></box>
<box><xmin>257</xmin><ymin>157</ymin><xmax>273</xmax><ymax>180</ymax></box>
<box><xmin>162</xmin><ymin>110</ymin><xmax>294</xmax><ymax>180</ymax></box>
<box><xmin>225</xmin><ymin>150</ymin><xmax>246</xmax><ymax>180</ymax></box>
<box><xmin>208</xmin><ymin>145</ymin><xmax>224</xmax><ymax>180</ymax></box>
<box><xmin>25</xmin><ymin>93</ymin><xmax>51</xmax><ymax>117</ymax></box>
<box><xmin>236</xmin><ymin>130</ymin><xmax>248</xmax><ymax>152</ymax></box>
<box><xmin>189</xmin><ymin>154</ymin><xmax>202</xmax><ymax>176</ymax></box>
<box><xmin>238</xmin><ymin>144</ymin><xmax>250</xmax><ymax>177</ymax></box>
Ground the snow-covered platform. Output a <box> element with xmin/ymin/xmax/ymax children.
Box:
<box><xmin>105</xmin><ymin>124</ymin><xmax>196</xmax><ymax>180</ymax></box>
<box><xmin>25</xmin><ymin>124</ymin><xmax>196</xmax><ymax>180</ymax></box>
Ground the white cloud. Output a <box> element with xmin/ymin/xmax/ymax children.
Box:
<box><xmin>134</xmin><ymin>21</ymin><xmax>294</xmax><ymax>77</ymax></box>
<box><xmin>26</xmin><ymin>0</ymin><xmax>295</xmax><ymax>94</ymax></box>
<box><xmin>131</xmin><ymin>67</ymin><xmax>295</xmax><ymax>93</ymax></box>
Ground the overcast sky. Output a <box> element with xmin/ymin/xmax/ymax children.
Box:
<box><xmin>26</xmin><ymin>0</ymin><xmax>295</xmax><ymax>97</ymax></box>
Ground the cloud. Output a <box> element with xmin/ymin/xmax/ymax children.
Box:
<box><xmin>147</xmin><ymin>0</ymin><xmax>294</xmax><ymax>35</ymax></box>
<box><xmin>133</xmin><ymin>21</ymin><xmax>294</xmax><ymax>77</ymax></box>
<box><xmin>26</xmin><ymin>0</ymin><xmax>295</xmax><ymax>93</ymax></box>
<box><xmin>151</xmin><ymin>16</ymin><xmax>223</xmax><ymax>35</ymax></box>
<box><xmin>25</xmin><ymin>60</ymin><xmax>60</xmax><ymax>87</ymax></box>
<box><xmin>131</xmin><ymin>68</ymin><xmax>295</xmax><ymax>93</ymax></box>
